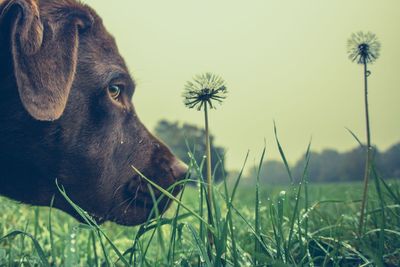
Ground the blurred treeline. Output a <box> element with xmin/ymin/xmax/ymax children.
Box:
<box><xmin>245</xmin><ymin>144</ymin><xmax>400</xmax><ymax>185</ymax></box>
<box><xmin>155</xmin><ymin>120</ymin><xmax>399</xmax><ymax>184</ymax></box>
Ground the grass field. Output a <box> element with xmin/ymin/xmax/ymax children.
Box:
<box><xmin>0</xmin><ymin>173</ymin><xmax>399</xmax><ymax>266</ymax></box>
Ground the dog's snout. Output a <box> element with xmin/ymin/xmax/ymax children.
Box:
<box><xmin>171</xmin><ymin>159</ymin><xmax>188</xmax><ymax>181</ymax></box>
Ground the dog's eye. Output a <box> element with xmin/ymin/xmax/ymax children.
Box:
<box><xmin>108</xmin><ymin>85</ymin><xmax>121</xmax><ymax>100</ymax></box>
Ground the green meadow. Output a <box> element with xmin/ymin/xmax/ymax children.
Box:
<box><xmin>1</xmin><ymin>172</ymin><xmax>399</xmax><ymax>266</ymax></box>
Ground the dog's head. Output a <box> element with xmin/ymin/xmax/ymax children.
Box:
<box><xmin>0</xmin><ymin>0</ymin><xmax>187</xmax><ymax>225</ymax></box>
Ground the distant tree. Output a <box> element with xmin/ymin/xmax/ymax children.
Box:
<box><xmin>317</xmin><ymin>149</ymin><xmax>342</xmax><ymax>182</ymax></box>
<box><xmin>339</xmin><ymin>147</ymin><xmax>368</xmax><ymax>182</ymax></box>
<box><xmin>293</xmin><ymin>149</ymin><xmax>343</xmax><ymax>183</ymax></box>
<box><xmin>379</xmin><ymin>143</ymin><xmax>400</xmax><ymax>178</ymax></box>
<box><xmin>154</xmin><ymin>120</ymin><xmax>227</xmax><ymax>183</ymax></box>
<box><xmin>247</xmin><ymin>160</ymin><xmax>290</xmax><ymax>185</ymax></box>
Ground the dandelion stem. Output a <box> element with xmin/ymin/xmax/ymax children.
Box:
<box><xmin>204</xmin><ymin>102</ymin><xmax>214</xmax><ymax>247</ymax></box>
<box><xmin>358</xmin><ymin>59</ymin><xmax>372</xmax><ymax>236</ymax></box>
<box><xmin>204</xmin><ymin>103</ymin><xmax>213</xmax><ymax>213</ymax></box>
<box><xmin>363</xmin><ymin>60</ymin><xmax>372</xmax><ymax>150</ymax></box>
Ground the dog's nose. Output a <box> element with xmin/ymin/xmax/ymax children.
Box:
<box><xmin>171</xmin><ymin>159</ymin><xmax>188</xmax><ymax>181</ymax></box>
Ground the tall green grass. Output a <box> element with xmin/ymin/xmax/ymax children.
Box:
<box><xmin>0</xmin><ymin>134</ymin><xmax>399</xmax><ymax>266</ymax></box>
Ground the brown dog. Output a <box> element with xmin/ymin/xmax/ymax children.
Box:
<box><xmin>0</xmin><ymin>0</ymin><xmax>187</xmax><ymax>225</ymax></box>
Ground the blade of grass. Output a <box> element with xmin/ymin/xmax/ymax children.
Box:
<box><xmin>370</xmin><ymin>164</ymin><xmax>386</xmax><ymax>265</ymax></box>
<box><xmin>277</xmin><ymin>191</ymin><xmax>287</xmax><ymax>262</ymax></box>
<box><xmin>48</xmin><ymin>196</ymin><xmax>56</xmax><ymax>265</ymax></box>
<box><xmin>167</xmin><ymin>185</ymin><xmax>187</xmax><ymax>265</ymax></box>
<box><xmin>186</xmin><ymin>223</ymin><xmax>212</xmax><ymax>266</ymax></box>
<box><xmin>345</xmin><ymin>127</ymin><xmax>364</xmax><ymax>148</ymax></box>
<box><xmin>97</xmin><ymin>231</ymin><xmax>111</xmax><ymax>267</ymax></box>
<box><xmin>147</xmin><ymin>185</ymin><xmax>166</xmax><ymax>262</ymax></box>
<box><xmin>270</xmin><ymin>202</ymin><xmax>282</xmax><ymax>261</ymax></box>
<box><xmin>0</xmin><ymin>231</ymin><xmax>50</xmax><ymax>267</ymax></box>
<box><xmin>254</xmin><ymin>143</ymin><xmax>267</xmax><ymax>266</ymax></box>
<box><xmin>215</xmin><ymin>151</ymin><xmax>230</xmax><ymax>264</ymax></box>
<box><xmin>227</xmin><ymin>151</ymin><xmax>249</xmax><ymax>267</ymax></box>
<box><xmin>286</xmin><ymin>139</ymin><xmax>312</xmax><ymax>260</ymax></box>
<box><xmin>274</xmin><ymin>122</ymin><xmax>293</xmax><ymax>184</ymax></box>
<box><xmin>90</xmin><ymin>230</ymin><xmax>98</xmax><ymax>267</ymax></box>
<box><xmin>34</xmin><ymin>207</ymin><xmax>39</xmax><ymax>239</ymax></box>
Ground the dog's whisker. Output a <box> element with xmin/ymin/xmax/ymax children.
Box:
<box><xmin>124</xmin><ymin>196</ymin><xmax>137</xmax><ymax>214</ymax></box>
<box><xmin>106</xmin><ymin>197</ymin><xmax>134</xmax><ymax>218</ymax></box>
<box><xmin>111</xmin><ymin>183</ymin><xmax>124</xmax><ymax>199</ymax></box>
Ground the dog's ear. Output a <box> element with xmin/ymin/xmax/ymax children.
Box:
<box><xmin>1</xmin><ymin>0</ymin><xmax>93</xmax><ymax>121</ymax></box>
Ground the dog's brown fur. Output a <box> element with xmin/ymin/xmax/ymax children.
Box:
<box><xmin>0</xmin><ymin>0</ymin><xmax>187</xmax><ymax>225</ymax></box>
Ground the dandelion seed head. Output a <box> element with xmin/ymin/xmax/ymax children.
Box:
<box><xmin>347</xmin><ymin>31</ymin><xmax>381</xmax><ymax>64</ymax></box>
<box><xmin>182</xmin><ymin>72</ymin><xmax>227</xmax><ymax>111</ymax></box>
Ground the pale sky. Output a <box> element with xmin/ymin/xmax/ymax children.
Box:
<box><xmin>83</xmin><ymin>0</ymin><xmax>400</xmax><ymax>170</ymax></box>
